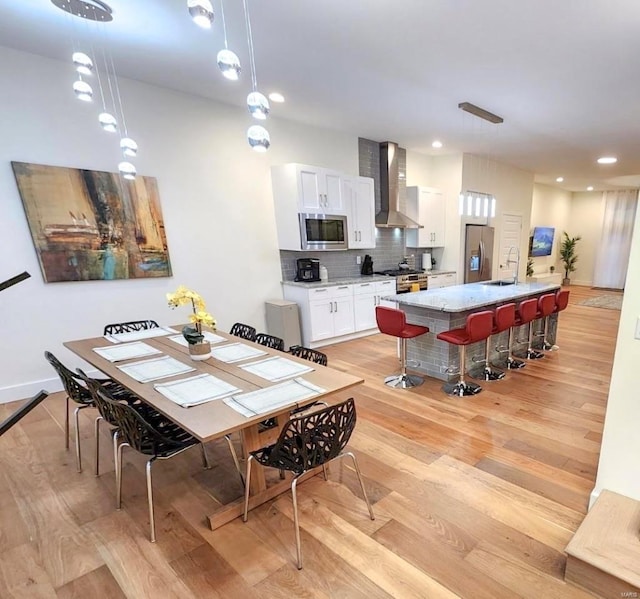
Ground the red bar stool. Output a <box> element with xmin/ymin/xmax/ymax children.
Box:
<box><xmin>489</xmin><ymin>302</ymin><xmax>525</xmax><ymax>371</ymax></box>
<box><xmin>534</xmin><ymin>293</ymin><xmax>557</xmax><ymax>351</ymax></box>
<box><xmin>471</xmin><ymin>307</ymin><xmax>507</xmax><ymax>381</ymax></box>
<box><xmin>437</xmin><ymin>310</ymin><xmax>494</xmax><ymax>396</ymax></box>
<box><xmin>514</xmin><ymin>298</ymin><xmax>544</xmax><ymax>360</ymax></box>
<box><xmin>375</xmin><ymin>306</ymin><xmax>429</xmax><ymax>389</ymax></box>
<box><xmin>548</xmin><ymin>289</ymin><xmax>570</xmax><ymax>350</ymax></box>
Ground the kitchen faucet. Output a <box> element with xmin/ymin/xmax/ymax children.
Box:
<box><xmin>506</xmin><ymin>246</ymin><xmax>520</xmax><ymax>284</ymax></box>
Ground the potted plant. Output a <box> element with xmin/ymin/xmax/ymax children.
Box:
<box><xmin>526</xmin><ymin>258</ymin><xmax>534</xmax><ymax>279</ymax></box>
<box><xmin>559</xmin><ymin>232</ymin><xmax>581</xmax><ymax>286</ymax></box>
<box><xmin>167</xmin><ymin>286</ymin><xmax>216</xmax><ymax>360</ymax></box>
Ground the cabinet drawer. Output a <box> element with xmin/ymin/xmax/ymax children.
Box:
<box><xmin>332</xmin><ymin>284</ymin><xmax>353</xmax><ymax>298</ymax></box>
<box><xmin>353</xmin><ymin>282</ymin><xmax>376</xmax><ymax>295</ymax></box>
<box><xmin>307</xmin><ymin>287</ymin><xmax>334</xmax><ymax>300</ymax></box>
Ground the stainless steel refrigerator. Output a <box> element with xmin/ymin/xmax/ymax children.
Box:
<box><xmin>464</xmin><ymin>225</ymin><xmax>495</xmax><ymax>283</ymax></box>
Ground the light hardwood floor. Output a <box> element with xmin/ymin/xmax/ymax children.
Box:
<box><xmin>0</xmin><ymin>286</ymin><xmax>622</xmax><ymax>598</ymax></box>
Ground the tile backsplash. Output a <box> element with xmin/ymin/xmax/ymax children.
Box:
<box><xmin>279</xmin><ymin>137</ymin><xmax>411</xmax><ymax>281</ymax></box>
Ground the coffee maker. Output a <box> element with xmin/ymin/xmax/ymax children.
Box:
<box><xmin>295</xmin><ymin>258</ymin><xmax>320</xmax><ymax>282</ymax></box>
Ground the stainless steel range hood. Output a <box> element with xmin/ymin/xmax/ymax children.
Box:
<box><xmin>375</xmin><ymin>141</ymin><xmax>422</xmax><ymax>229</ymax></box>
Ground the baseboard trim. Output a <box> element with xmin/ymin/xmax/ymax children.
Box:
<box><xmin>589</xmin><ymin>488</ymin><xmax>600</xmax><ymax>510</ymax></box>
<box><xmin>0</xmin><ymin>368</ymin><xmax>103</xmax><ymax>404</ymax></box>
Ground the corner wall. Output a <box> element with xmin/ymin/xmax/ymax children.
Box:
<box><xmin>0</xmin><ymin>46</ymin><xmax>358</xmax><ymax>402</ymax></box>
<box><xmin>568</xmin><ymin>192</ymin><xmax>605</xmax><ymax>286</ymax></box>
<box><xmin>530</xmin><ymin>184</ymin><xmax>571</xmax><ymax>273</ymax></box>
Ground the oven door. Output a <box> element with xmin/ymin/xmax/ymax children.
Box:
<box><xmin>299</xmin><ymin>214</ymin><xmax>348</xmax><ymax>250</ymax></box>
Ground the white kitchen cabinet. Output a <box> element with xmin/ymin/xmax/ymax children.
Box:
<box><xmin>427</xmin><ymin>272</ymin><xmax>457</xmax><ymax>289</ymax></box>
<box><xmin>271</xmin><ymin>164</ymin><xmax>349</xmax><ymax>250</ymax></box>
<box><xmin>296</xmin><ymin>164</ymin><xmax>345</xmax><ymax>213</ymax></box>
<box><xmin>353</xmin><ymin>279</ymin><xmax>396</xmax><ymax>332</ymax></box>
<box><xmin>294</xmin><ymin>284</ymin><xmax>355</xmax><ymax>343</ymax></box>
<box><xmin>344</xmin><ymin>176</ymin><xmax>375</xmax><ymax>249</ymax></box>
<box><xmin>405</xmin><ymin>186</ymin><xmax>446</xmax><ymax>248</ymax></box>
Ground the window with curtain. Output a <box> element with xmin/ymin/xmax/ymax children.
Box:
<box><xmin>592</xmin><ymin>189</ymin><xmax>639</xmax><ymax>289</ymax></box>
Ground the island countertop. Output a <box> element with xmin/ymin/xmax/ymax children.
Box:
<box><xmin>383</xmin><ymin>280</ymin><xmax>561</xmax><ymax>313</ymax></box>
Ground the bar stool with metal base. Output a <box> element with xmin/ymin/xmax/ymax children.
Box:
<box><xmin>471</xmin><ymin>307</ymin><xmax>507</xmax><ymax>381</ymax></box>
<box><xmin>491</xmin><ymin>303</ymin><xmax>526</xmax><ymax>370</ymax></box>
<box><xmin>375</xmin><ymin>306</ymin><xmax>429</xmax><ymax>389</ymax></box>
<box><xmin>437</xmin><ymin>310</ymin><xmax>494</xmax><ymax>396</ymax></box>
<box><xmin>514</xmin><ymin>298</ymin><xmax>544</xmax><ymax>360</ymax></box>
<box><xmin>534</xmin><ymin>293</ymin><xmax>557</xmax><ymax>351</ymax></box>
<box><xmin>548</xmin><ymin>289</ymin><xmax>570</xmax><ymax>351</ymax></box>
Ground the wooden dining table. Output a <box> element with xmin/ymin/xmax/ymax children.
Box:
<box><xmin>64</xmin><ymin>327</ymin><xmax>364</xmax><ymax>530</ymax></box>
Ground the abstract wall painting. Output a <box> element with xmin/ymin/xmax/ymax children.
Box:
<box><xmin>12</xmin><ymin>162</ymin><xmax>173</xmax><ymax>283</ymax></box>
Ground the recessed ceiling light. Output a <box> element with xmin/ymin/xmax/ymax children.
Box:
<box><xmin>556</xmin><ymin>177</ymin><xmax>564</xmax><ymax>183</ymax></box>
<box><xmin>432</xmin><ymin>140</ymin><xmax>443</xmax><ymax>149</ymax></box>
<box><xmin>597</xmin><ymin>156</ymin><xmax>617</xmax><ymax>164</ymax></box>
<box><xmin>587</xmin><ymin>186</ymin><xmax>594</xmax><ymax>191</ymax></box>
<box><xmin>268</xmin><ymin>92</ymin><xmax>285</xmax><ymax>103</ymax></box>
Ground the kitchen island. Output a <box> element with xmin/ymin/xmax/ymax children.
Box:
<box><xmin>382</xmin><ymin>280</ymin><xmax>561</xmax><ymax>382</ymax></box>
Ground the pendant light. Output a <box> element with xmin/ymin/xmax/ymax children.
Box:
<box><xmin>242</xmin><ymin>0</ymin><xmax>270</xmax><ymax>149</ymax></box>
<box><xmin>247</xmin><ymin>125</ymin><xmax>270</xmax><ymax>152</ymax></box>
<box><xmin>187</xmin><ymin>0</ymin><xmax>214</xmax><ymax>29</ymax></box>
<box><xmin>120</xmin><ymin>137</ymin><xmax>138</xmax><ymax>157</ymax></box>
<box><xmin>118</xmin><ymin>161</ymin><xmax>137</xmax><ymax>180</ymax></box>
<box><xmin>72</xmin><ymin>52</ymin><xmax>93</xmax><ymax>75</ymax></box>
<box><xmin>98</xmin><ymin>112</ymin><xmax>117</xmax><ymax>132</ymax></box>
<box><xmin>73</xmin><ymin>79</ymin><xmax>93</xmax><ymax>102</ymax></box>
<box><xmin>216</xmin><ymin>0</ymin><xmax>241</xmax><ymax>80</ymax></box>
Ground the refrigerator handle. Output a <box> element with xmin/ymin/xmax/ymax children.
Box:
<box><xmin>479</xmin><ymin>241</ymin><xmax>484</xmax><ymax>278</ymax></box>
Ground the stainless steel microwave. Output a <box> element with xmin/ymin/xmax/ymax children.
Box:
<box><xmin>299</xmin><ymin>213</ymin><xmax>348</xmax><ymax>250</ymax></box>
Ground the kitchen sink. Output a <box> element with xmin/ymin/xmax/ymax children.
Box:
<box><xmin>484</xmin><ymin>280</ymin><xmax>516</xmax><ymax>286</ymax></box>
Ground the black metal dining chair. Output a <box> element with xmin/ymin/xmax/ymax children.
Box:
<box><xmin>243</xmin><ymin>397</ymin><xmax>374</xmax><ymax>569</ymax></box>
<box><xmin>288</xmin><ymin>345</ymin><xmax>328</xmax><ymax>366</ymax></box>
<box><xmin>45</xmin><ymin>351</ymin><xmax>129</xmax><ymax>473</ymax></box>
<box><xmin>255</xmin><ymin>333</ymin><xmax>285</xmax><ymax>351</ymax></box>
<box><xmin>88</xmin><ymin>382</ymin><xmax>212</xmax><ymax>542</ymax></box>
<box><xmin>229</xmin><ymin>322</ymin><xmax>257</xmax><ymax>342</ymax></box>
<box><xmin>103</xmin><ymin>320</ymin><xmax>159</xmax><ymax>335</ymax></box>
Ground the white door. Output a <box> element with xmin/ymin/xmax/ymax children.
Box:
<box><xmin>332</xmin><ymin>297</ymin><xmax>355</xmax><ymax>336</ymax></box>
<box><xmin>323</xmin><ymin>170</ymin><xmax>344</xmax><ymax>212</ymax></box>
<box><xmin>354</xmin><ymin>293</ymin><xmax>377</xmax><ymax>331</ymax></box>
<box><xmin>499</xmin><ymin>213</ymin><xmax>523</xmax><ymax>280</ymax></box>
<box><xmin>309</xmin><ymin>300</ymin><xmax>334</xmax><ymax>341</ymax></box>
<box><xmin>354</xmin><ymin>177</ymin><xmax>376</xmax><ymax>248</ymax></box>
<box><xmin>298</xmin><ymin>167</ymin><xmax>322</xmax><ymax>212</ymax></box>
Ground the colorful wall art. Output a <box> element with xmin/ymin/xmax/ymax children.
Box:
<box><xmin>12</xmin><ymin>162</ymin><xmax>172</xmax><ymax>282</ymax></box>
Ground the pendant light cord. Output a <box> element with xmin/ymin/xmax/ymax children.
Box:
<box><xmin>220</xmin><ymin>0</ymin><xmax>229</xmax><ymax>50</ymax></box>
<box><xmin>242</xmin><ymin>0</ymin><xmax>258</xmax><ymax>90</ymax></box>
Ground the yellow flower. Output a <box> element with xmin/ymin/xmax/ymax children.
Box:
<box><xmin>167</xmin><ymin>286</ymin><xmax>216</xmax><ymax>332</ymax></box>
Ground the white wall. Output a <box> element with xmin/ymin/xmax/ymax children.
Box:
<box><xmin>592</xmin><ymin>203</ymin><xmax>640</xmax><ymax>503</ymax></box>
<box><xmin>426</xmin><ymin>154</ymin><xmax>463</xmax><ymax>274</ymax></box>
<box><xmin>530</xmin><ymin>184</ymin><xmax>571</xmax><ymax>273</ymax></box>
<box><xmin>461</xmin><ymin>154</ymin><xmax>535</xmax><ymax>281</ymax></box>
<box><xmin>567</xmin><ymin>191</ymin><xmax>604</xmax><ymax>286</ymax></box>
<box><xmin>0</xmin><ymin>46</ymin><xmax>358</xmax><ymax>402</ymax></box>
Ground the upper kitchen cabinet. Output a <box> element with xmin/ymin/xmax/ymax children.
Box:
<box><xmin>405</xmin><ymin>186</ymin><xmax>446</xmax><ymax>248</ymax></box>
<box><xmin>272</xmin><ymin>164</ymin><xmax>346</xmax><ymax>214</ymax></box>
<box><xmin>343</xmin><ymin>176</ymin><xmax>375</xmax><ymax>249</ymax></box>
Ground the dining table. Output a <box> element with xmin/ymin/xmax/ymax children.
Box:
<box><xmin>64</xmin><ymin>326</ymin><xmax>364</xmax><ymax>530</ymax></box>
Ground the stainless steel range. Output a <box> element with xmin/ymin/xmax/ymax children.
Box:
<box><xmin>375</xmin><ymin>269</ymin><xmax>428</xmax><ymax>293</ymax></box>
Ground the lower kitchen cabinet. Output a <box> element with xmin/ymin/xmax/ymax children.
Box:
<box><xmin>283</xmin><ymin>279</ymin><xmax>395</xmax><ymax>347</ymax></box>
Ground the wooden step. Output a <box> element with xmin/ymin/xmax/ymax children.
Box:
<box><xmin>565</xmin><ymin>490</ymin><xmax>640</xmax><ymax>597</ymax></box>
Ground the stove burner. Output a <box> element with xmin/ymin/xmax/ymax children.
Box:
<box><xmin>375</xmin><ymin>269</ymin><xmax>424</xmax><ymax>276</ymax></box>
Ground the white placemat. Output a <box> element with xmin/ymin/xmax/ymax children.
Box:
<box><xmin>104</xmin><ymin>326</ymin><xmax>179</xmax><ymax>344</ymax></box>
<box><xmin>92</xmin><ymin>341</ymin><xmax>162</xmax><ymax>362</ymax></box>
<box><xmin>210</xmin><ymin>342</ymin><xmax>268</xmax><ymax>363</ymax></box>
<box><xmin>223</xmin><ymin>378</ymin><xmax>326</xmax><ymax>417</ymax></box>
<box><xmin>154</xmin><ymin>373</ymin><xmax>241</xmax><ymax>407</ymax></box>
<box><xmin>239</xmin><ymin>356</ymin><xmax>314</xmax><ymax>382</ymax></box>
<box><xmin>117</xmin><ymin>355</ymin><xmax>195</xmax><ymax>383</ymax></box>
<box><xmin>168</xmin><ymin>331</ymin><xmax>227</xmax><ymax>347</ymax></box>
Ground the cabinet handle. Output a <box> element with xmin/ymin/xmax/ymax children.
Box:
<box><xmin>329</xmin><ymin>302</ymin><xmax>333</xmax><ymax>313</ymax></box>
<box><xmin>316</xmin><ymin>289</ymin><xmax>328</xmax><ymax>293</ymax></box>
<box><xmin>334</xmin><ymin>301</ymin><xmax>338</xmax><ymax>312</ymax></box>
<box><xmin>361</xmin><ymin>283</ymin><xmax>370</xmax><ymax>287</ymax></box>
<box><xmin>338</xmin><ymin>286</ymin><xmax>349</xmax><ymax>289</ymax></box>
<box><xmin>324</xmin><ymin>193</ymin><xmax>328</xmax><ymax>206</ymax></box>
<box><xmin>358</xmin><ymin>231</ymin><xmax>361</xmax><ymax>241</ymax></box>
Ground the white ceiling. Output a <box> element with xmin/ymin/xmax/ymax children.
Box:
<box><xmin>2</xmin><ymin>0</ymin><xmax>640</xmax><ymax>191</ymax></box>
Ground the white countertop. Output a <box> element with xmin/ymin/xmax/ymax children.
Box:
<box><xmin>383</xmin><ymin>280</ymin><xmax>561</xmax><ymax>313</ymax></box>
<box><xmin>281</xmin><ymin>269</ymin><xmax>456</xmax><ymax>289</ymax></box>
